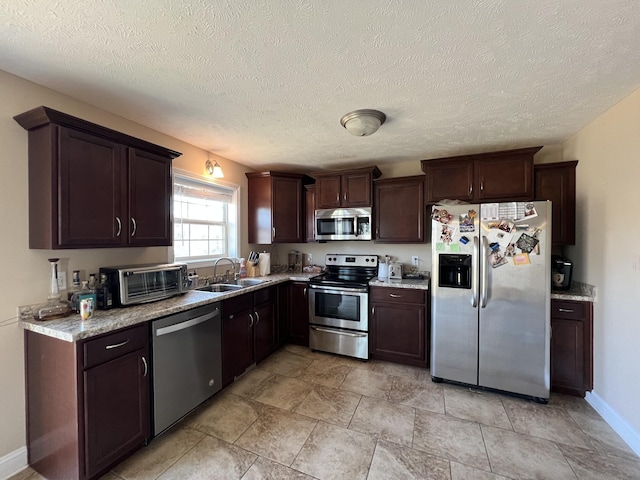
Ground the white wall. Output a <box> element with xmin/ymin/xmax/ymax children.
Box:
<box><xmin>0</xmin><ymin>70</ymin><xmax>254</xmax><ymax>466</ymax></box>
<box><xmin>563</xmin><ymin>87</ymin><xmax>640</xmax><ymax>438</ymax></box>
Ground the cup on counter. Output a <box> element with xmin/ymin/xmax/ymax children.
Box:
<box><xmin>78</xmin><ymin>292</ymin><xmax>97</xmax><ymax>320</ymax></box>
<box><xmin>552</xmin><ymin>272</ymin><xmax>565</xmax><ymax>287</ymax></box>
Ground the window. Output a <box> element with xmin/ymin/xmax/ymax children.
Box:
<box><xmin>173</xmin><ymin>172</ymin><xmax>238</xmax><ymax>264</ymax></box>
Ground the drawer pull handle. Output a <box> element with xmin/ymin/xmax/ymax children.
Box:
<box><xmin>142</xmin><ymin>356</ymin><xmax>148</xmax><ymax>377</ymax></box>
<box><xmin>105</xmin><ymin>340</ymin><xmax>129</xmax><ymax>350</ymax></box>
<box><xmin>389</xmin><ymin>293</ymin><xmax>403</xmax><ymax>298</ymax></box>
<box><xmin>311</xmin><ymin>326</ymin><xmax>367</xmax><ymax>338</ymax></box>
<box><xmin>558</xmin><ymin>308</ymin><xmax>574</xmax><ymax>313</ymax></box>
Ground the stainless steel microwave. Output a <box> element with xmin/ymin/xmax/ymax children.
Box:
<box><xmin>99</xmin><ymin>263</ymin><xmax>190</xmax><ymax>306</ymax></box>
<box><xmin>315</xmin><ymin>207</ymin><xmax>372</xmax><ymax>241</ymax></box>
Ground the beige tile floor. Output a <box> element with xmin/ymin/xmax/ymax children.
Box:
<box><xmin>13</xmin><ymin>344</ymin><xmax>640</xmax><ymax>480</ymax></box>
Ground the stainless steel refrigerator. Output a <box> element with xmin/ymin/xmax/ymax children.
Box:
<box><xmin>430</xmin><ymin>201</ymin><xmax>551</xmax><ymax>402</ymax></box>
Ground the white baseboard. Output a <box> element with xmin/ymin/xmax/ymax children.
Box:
<box><xmin>0</xmin><ymin>446</ymin><xmax>27</xmax><ymax>480</ymax></box>
<box><xmin>586</xmin><ymin>390</ymin><xmax>640</xmax><ymax>457</ymax></box>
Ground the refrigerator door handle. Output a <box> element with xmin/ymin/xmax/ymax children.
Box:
<box><xmin>481</xmin><ymin>235</ymin><xmax>489</xmax><ymax>308</ymax></box>
<box><xmin>471</xmin><ymin>236</ymin><xmax>479</xmax><ymax>307</ymax></box>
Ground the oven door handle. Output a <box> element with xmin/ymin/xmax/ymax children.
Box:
<box><xmin>310</xmin><ymin>326</ymin><xmax>368</xmax><ymax>338</ymax></box>
<box><xmin>309</xmin><ymin>284</ymin><xmax>368</xmax><ymax>294</ymax></box>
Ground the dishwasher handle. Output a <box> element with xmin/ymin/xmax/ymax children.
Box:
<box><xmin>155</xmin><ymin>307</ymin><xmax>220</xmax><ymax>337</ymax></box>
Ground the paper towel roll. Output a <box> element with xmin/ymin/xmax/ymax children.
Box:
<box><xmin>258</xmin><ymin>253</ymin><xmax>270</xmax><ymax>276</ymax></box>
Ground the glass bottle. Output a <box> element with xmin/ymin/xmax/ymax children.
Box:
<box><xmin>96</xmin><ymin>273</ymin><xmax>113</xmax><ymax>310</ymax></box>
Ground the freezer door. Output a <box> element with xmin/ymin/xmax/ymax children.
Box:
<box><xmin>478</xmin><ymin>201</ymin><xmax>551</xmax><ymax>399</ymax></box>
<box><xmin>431</xmin><ymin>204</ymin><xmax>480</xmax><ymax>385</ymax></box>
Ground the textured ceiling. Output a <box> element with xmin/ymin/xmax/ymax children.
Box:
<box><xmin>2</xmin><ymin>1</ymin><xmax>640</xmax><ymax>171</ymax></box>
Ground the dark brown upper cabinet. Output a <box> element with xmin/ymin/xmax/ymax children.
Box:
<box><xmin>374</xmin><ymin>175</ymin><xmax>425</xmax><ymax>243</ymax></box>
<box><xmin>14</xmin><ymin>106</ymin><xmax>180</xmax><ymax>249</ymax></box>
<box><xmin>421</xmin><ymin>147</ymin><xmax>541</xmax><ymax>204</ymax></box>
<box><xmin>313</xmin><ymin>166</ymin><xmax>381</xmax><ymax>209</ymax></box>
<box><xmin>304</xmin><ymin>184</ymin><xmax>316</xmax><ymax>242</ymax></box>
<box><xmin>246</xmin><ymin>171</ymin><xmax>311</xmax><ymax>244</ymax></box>
<box><xmin>534</xmin><ymin>161</ymin><xmax>578</xmax><ymax>246</ymax></box>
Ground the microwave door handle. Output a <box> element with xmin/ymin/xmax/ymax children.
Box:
<box><xmin>353</xmin><ymin>216</ymin><xmax>358</xmax><ymax>236</ymax></box>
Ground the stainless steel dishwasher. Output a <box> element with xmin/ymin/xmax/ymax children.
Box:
<box><xmin>151</xmin><ymin>303</ymin><xmax>222</xmax><ymax>436</ymax></box>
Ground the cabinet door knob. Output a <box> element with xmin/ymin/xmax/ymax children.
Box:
<box><xmin>469</xmin><ymin>184</ymin><xmax>473</xmax><ymax>197</ymax></box>
<box><xmin>115</xmin><ymin>216</ymin><xmax>122</xmax><ymax>237</ymax></box>
<box><xmin>336</xmin><ymin>193</ymin><xmax>340</xmax><ymax>204</ymax></box>
<box><xmin>480</xmin><ymin>182</ymin><xmax>484</xmax><ymax>193</ymax></box>
<box><xmin>131</xmin><ymin>217</ymin><xmax>137</xmax><ymax>236</ymax></box>
<box><xmin>141</xmin><ymin>356</ymin><xmax>148</xmax><ymax>377</ymax></box>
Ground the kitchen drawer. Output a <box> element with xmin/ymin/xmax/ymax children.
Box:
<box><xmin>371</xmin><ymin>287</ymin><xmax>426</xmax><ymax>305</ymax></box>
<box><xmin>552</xmin><ymin>300</ymin><xmax>588</xmax><ymax>320</ymax></box>
<box><xmin>222</xmin><ymin>292</ymin><xmax>252</xmax><ymax>317</ymax></box>
<box><xmin>254</xmin><ymin>285</ymin><xmax>276</xmax><ymax>306</ymax></box>
<box><xmin>83</xmin><ymin>324</ymin><xmax>148</xmax><ymax>369</ymax></box>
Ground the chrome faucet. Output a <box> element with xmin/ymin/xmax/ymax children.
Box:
<box><xmin>213</xmin><ymin>257</ymin><xmax>238</xmax><ymax>283</ymax></box>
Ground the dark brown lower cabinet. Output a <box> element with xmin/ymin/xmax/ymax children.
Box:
<box><xmin>25</xmin><ymin>324</ymin><xmax>150</xmax><ymax>480</ymax></box>
<box><xmin>287</xmin><ymin>281</ymin><xmax>310</xmax><ymax>346</ymax></box>
<box><xmin>222</xmin><ymin>287</ymin><xmax>277</xmax><ymax>387</ymax></box>
<box><xmin>551</xmin><ymin>299</ymin><xmax>593</xmax><ymax>397</ymax></box>
<box><xmin>370</xmin><ymin>286</ymin><xmax>429</xmax><ymax>368</ymax></box>
<box><xmin>254</xmin><ymin>288</ymin><xmax>277</xmax><ymax>363</ymax></box>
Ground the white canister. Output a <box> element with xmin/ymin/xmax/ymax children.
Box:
<box><xmin>389</xmin><ymin>262</ymin><xmax>403</xmax><ymax>280</ymax></box>
<box><xmin>377</xmin><ymin>262</ymin><xmax>388</xmax><ymax>280</ymax></box>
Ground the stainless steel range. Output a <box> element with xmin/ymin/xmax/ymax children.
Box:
<box><xmin>308</xmin><ymin>254</ymin><xmax>378</xmax><ymax>360</ymax></box>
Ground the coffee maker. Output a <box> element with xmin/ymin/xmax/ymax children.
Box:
<box><xmin>551</xmin><ymin>255</ymin><xmax>573</xmax><ymax>290</ymax></box>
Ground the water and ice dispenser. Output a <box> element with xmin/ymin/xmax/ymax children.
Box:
<box><xmin>438</xmin><ymin>254</ymin><xmax>472</xmax><ymax>289</ymax></box>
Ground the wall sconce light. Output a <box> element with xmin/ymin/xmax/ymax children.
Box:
<box><xmin>340</xmin><ymin>109</ymin><xmax>386</xmax><ymax>136</ymax></box>
<box><xmin>205</xmin><ymin>156</ymin><xmax>224</xmax><ymax>178</ymax></box>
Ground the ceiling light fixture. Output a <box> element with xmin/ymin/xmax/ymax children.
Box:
<box><xmin>205</xmin><ymin>156</ymin><xmax>224</xmax><ymax>178</ymax></box>
<box><xmin>340</xmin><ymin>109</ymin><xmax>386</xmax><ymax>136</ymax></box>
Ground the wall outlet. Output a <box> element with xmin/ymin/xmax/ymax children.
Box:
<box><xmin>411</xmin><ymin>256</ymin><xmax>419</xmax><ymax>267</ymax></box>
<box><xmin>57</xmin><ymin>271</ymin><xmax>67</xmax><ymax>290</ymax></box>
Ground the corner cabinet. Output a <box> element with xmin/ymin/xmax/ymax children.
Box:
<box><xmin>287</xmin><ymin>281</ymin><xmax>310</xmax><ymax>346</ymax></box>
<box><xmin>313</xmin><ymin>166</ymin><xmax>381</xmax><ymax>209</ymax></box>
<box><xmin>25</xmin><ymin>325</ymin><xmax>150</xmax><ymax>480</ymax></box>
<box><xmin>246</xmin><ymin>171</ymin><xmax>311</xmax><ymax>244</ymax></box>
<box><xmin>14</xmin><ymin>106</ymin><xmax>180</xmax><ymax>249</ymax></box>
<box><xmin>370</xmin><ymin>286</ymin><xmax>429</xmax><ymax>367</ymax></box>
<box><xmin>551</xmin><ymin>299</ymin><xmax>593</xmax><ymax>397</ymax></box>
<box><xmin>421</xmin><ymin>147</ymin><xmax>541</xmax><ymax>204</ymax></box>
<box><xmin>534</xmin><ymin>161</ymin><xmax>577</xmax><ymax>245</ymax></box>
<box><xmin>374</xmin><ymin>175</ymin><xmax>425</xmax><ymax>243</ymax></box>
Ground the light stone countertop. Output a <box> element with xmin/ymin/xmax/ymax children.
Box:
<box><xmin>18</xmin><ymin>273</ymin><xmax>319</xmax><ymax>342</ymax></box>
<box><xmin>369</xmin><ymin>278</ymin><xmax>430</xmax><ymax>290</ymax></box>
<box><xmin>551</xmin><ymin>281</ymin><xmax>596</xmax><ymax>302</ymax></box>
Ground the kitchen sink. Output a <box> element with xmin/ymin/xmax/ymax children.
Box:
<box><xmin>231</xmin><ymin>278</ymin><xmax>268</xmax><ymax>287</ymax></box>
<box><xmin>197</xmin><ymin>284</ymin><xmax>244</xmax><ymax>292</ymax></box>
